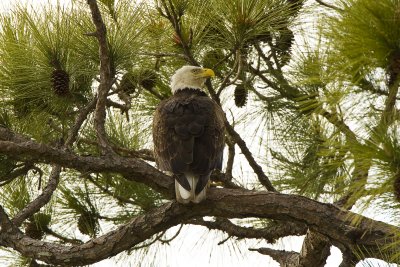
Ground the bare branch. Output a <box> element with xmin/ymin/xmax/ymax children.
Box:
<box><xmin>188</xmin><ymin>218</ymin><xmax>307</xmax><ymax>243</ymax></box>
<box><xmin>249</xmin><ymin>247</ymin><xmax>299</xmax><ymax>266</ymax></box>
<box><xmin>225</xmin><ymin>137</ymin><xmax>235</xmax><ymax>181</ymax></box>
<box><xmin>315</xmin><ymin>0</ymin><xmax>343</xmax><ymax>11</ymax></box>
<box><xmin>64</xmin><ymin>97</ymin><xmax>97</xmax><ymax>148</ymax></box>
<box><xmin>12</xmin><ymin>165</ymin><xmax>61</xmax><ymax>227</ymax></box>
<box><xmin>224</xmin><ymin>122</ymin><xmax>276</xmax><ymax>191</ymax></box>
<box><xmin>87</xmin><ymin>0</ymin><xmax>115</xmax><ymax>155</ymax></box>
<box><xmin>43</xmin><ymin>227</ymin><xmax>83</xmax><ymax>245</ymax></box>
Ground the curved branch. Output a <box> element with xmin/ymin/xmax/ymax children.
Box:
<box><xmin>0</xmin><ymin>189</ymin><xmax>398</xmax><ymax>265</ymax></box>
<box><xmin>12</xmin><ymin>165</ymin><xmax>61</xmax><ymax>227</ymax></box>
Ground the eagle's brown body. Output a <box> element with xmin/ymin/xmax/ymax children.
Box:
<box><xmin>153</xmin><ymin>88</ymin><xmax>225</xmax><ymax>203</ymax></box>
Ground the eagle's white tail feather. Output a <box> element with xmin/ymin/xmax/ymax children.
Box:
<box><xmin>176</xmin><ymin>181</ymin><xmax>191</xmax><ymax>200</ymax></box>
<box><xmin>192</xmin><ymin>186</ymin><xmax>206</xmax><ymax>203</ymax></box>
<box><xmin>175</xmin><ymin>173</ymin><xmax>206</xmax><ymax>203</ymax></box>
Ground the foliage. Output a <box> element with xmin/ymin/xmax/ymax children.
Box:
<box><xmin>0</xmin><ymin>0</ymin><xmax>399</xmax><ymax>266</ymax></box>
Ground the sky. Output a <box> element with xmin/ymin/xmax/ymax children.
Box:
<box><xmin>0</xmin><ymin>1</ymin><xmax>396</xmax><ymax>267</ymax></box>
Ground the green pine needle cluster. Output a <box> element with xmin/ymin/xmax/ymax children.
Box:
<box><xmin>327</xmin><ymin>0</ymin><xmax>400</xmax><ymax>83</ymax></box>
<box><xmin>0</xmin><ymin>0</ymin><xmax>400</xmax><ymax>265</ymax></box>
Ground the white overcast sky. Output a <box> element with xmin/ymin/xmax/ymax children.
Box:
<box><xmin>0</xmin><ymin>1</ymin><xmax>396</xmax><ymax>267</ymax></box>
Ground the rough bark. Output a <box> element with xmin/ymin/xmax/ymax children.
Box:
<box><xmin>0</xmin><ymin>188</ymin><xmax>399</xmax><ymax>265</ymax></box>
<box><xmin>298</xmin><ymin>230</ymin><xmax>331</xmax><ymax>267</ymax></box>
<box><xmin>249</xmin><ymin>247</ymin><xmax>299</xmax><ymax>267</ymax></box>
<box><xmin>0</xmin><ymin>127</ymin><xmax>399</xmax><ymax>265</ymax></box>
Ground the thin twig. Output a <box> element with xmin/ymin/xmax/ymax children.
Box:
<box><xmin>0</xmin><ymin>163</ymin><xmax>35</xmax><ymax>187</ymax></box>
<box><xmin>225</xmin><ymin>137</ymin><xmax>235</xmax><ymax>181</ymax></box>
<box><xmin>133</xmin><ymin>231</ymin><xmax>166</xmax><ymax>250</ymax></box>
<box><xmin>44</xmin><ymin>227</ymin><xmax>83</xmax><ymax>245</ymax></box>
<box><xmin>64</xmin><ymin>97</ymin><xmax>97</xmax><ymax>148</ymax></box>
<box><xmin>159</xmin><ymin>224</ymin><xmax>183</xmax><ymax>244</ymax></box>
<box><xmin>138</xmin><ymin>52</ymin><xmax>186</xmax><ymax>59</ymax></box>
<box><xmin>217</xmin><ymin>50</ymin><xmax>239</xmax><ymax>95</ymax></box>
<box><xmin>315</xmin><ymin>0</ymin><xmax>343</xmax><ymax>11</ymax></box>
<box><xmin>225</xmin><ymin>122</ymin><xmax>276</xmax><ymax>191</ymax></box>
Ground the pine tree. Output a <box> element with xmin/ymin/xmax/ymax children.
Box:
<box><xmin>0</xmin><ymin>0</ymin><xmax>399</xmax><ymax>266</ymax></box>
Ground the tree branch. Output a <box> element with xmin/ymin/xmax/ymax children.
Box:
<box><xmin>0</xmin><ymin>136</ymin><xmax>175</xmax><ymax>197</ymax></box>
<box><xmin>64</xmin><ymin>97</ymin><xmax>97</xmax><ymax>148</ymax></box>
<box><xmin>298</xmin><ymin>230</ymin><xmax>331</xmax><ymax>267</ymax></box>
<box><xmin>0</xmin><ymin>189</ymin><xmax>399</xmax><ymax>265</ymax></box>
<box><xmin>87</xmin><ymin>0</ymin><xmax>115</xmax><ymax>155</ymax></box>
<box><xmin>188</xmin><ymin>218</ymin><xmax>307</xmax><ymax>243</ymax></box>
<box><xmin>12</xmin><ymin>165</ymin><xmax>61</xmax><ymax>227</ymax></box>
<box><xmin>43</xmin><ymin>227</ymin><xmax>83</xmax><ymax>245</ymax></box>
<box><xmin>315</xmin><ymin>0</ymin><xmax>343</xmax><ymax>11</ymax></box>
<box><xmin>224</xmin><ymin>122</ymin><xmax>276</xmax><ymax>191</ymax></box>
<box><xmin>249</xmin><ymin>247</ymin><xmax>299</xmax><ymax>266</ymax></box>
<box><xmin>0</xmin><ymin>162</ymin><xmax>35</xmax><ymax>186</ymax></box>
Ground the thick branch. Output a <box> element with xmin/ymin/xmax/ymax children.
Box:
<box><xmin>0</xmin><ymin>189</ymin><xmax>399</xmax><ymax>265</ymax></box>
<box><xmin>0</xmin><ymin>138</ymin><xmax>174</xmax><ymax>197</ymax></box>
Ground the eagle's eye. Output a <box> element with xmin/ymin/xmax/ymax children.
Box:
<box><xmin>191</xmin><ymin>69</ymin><xmax>201</xmax><ymax>74</ymax></box>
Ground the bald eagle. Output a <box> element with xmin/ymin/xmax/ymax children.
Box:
<box><xmin>152</xmin><ymin>66</ymin><xmax>225</xmax><ymax>203</ymax></box>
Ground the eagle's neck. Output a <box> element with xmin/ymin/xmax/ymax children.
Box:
<box><xmin>173</xmin><ymin>88</ymin><xmax>207</xmax><ymax>97</ymax></box>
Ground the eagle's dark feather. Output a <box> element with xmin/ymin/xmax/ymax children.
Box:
<box><xmin>153</xmin><ymin>88</ymin><xmax>225</xmax><ymax>199</ymax></box>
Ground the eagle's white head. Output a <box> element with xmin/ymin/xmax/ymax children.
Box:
<box><xmin>170</xmin><ymin>66</ymin><xmax>215</xmax><ymax>94</ymax></box>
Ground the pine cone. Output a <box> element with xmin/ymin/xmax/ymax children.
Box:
<box><xmin>120</xmin><ymin>73</ymin><xmax>136</xmax><ymax>94</ymax></box>
<box><xmin>202</xmin><ymin>49</ymin><xmax>226</xmax><ymax>74</ymax></box>
<box><xmin>234</xmin><ymin>84</ymin><xmax>248</xmax><ymax>107</ymax></box>
<box><xmin>77</xmin><ymin>211</ymin><xmax>98</xmax><ymax>237</ymax></box>
<box><xmin>25</xmin><ymin>218</ymin><xmax>44</xmax><ymax>240</ymax></box>
<box><xmin>51</xmin><ymin>69</ymin><xmax>70</xmax><ymax>96</ymax></box>
<box><xmin>139</xmin><ymin>69</ymin><xmax>158</xmax><ymax>90</ymax></box>
<box><xmin>25</xmin><ymin>213</ymin><xmax>51</xmax><ymax>240</ymax></box>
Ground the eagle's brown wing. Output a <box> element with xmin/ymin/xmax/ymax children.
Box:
<box><xmin>152</xmin><ymin>92</ymin><xmax>225</xmax><ymax>192</ymax></box>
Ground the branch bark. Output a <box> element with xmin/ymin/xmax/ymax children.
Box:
<box><xmin>188</xmin><ymin>218</ymin><xmax>307</xmax><ymax>243</ymax></box>
<box><xmin>87</xmin><ymin>0</ymin><xmax>114</xmax><ymax>155</ymax></box>
<box><xmin>249</xmin><ymin>247</ymin><xmax>299</xmax><ymax>266</ymax></box>
<box><xmin>12</xmin><ymin>165</ymin><xmax>61</xmax><ymax>227</ymax></box>
<box><xmin>0</xmin><ymin>188</ymin><xmax>399</xmax><ymax>265</ymax></box>
<box><xmin>298</xmin><ymin>230</ymin><xmax>331</xmax><ymax>267</ymax></box>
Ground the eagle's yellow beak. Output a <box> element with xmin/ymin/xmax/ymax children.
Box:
<box><xmin>200</xmin><ymin>68</ymin><xmax>215</xmax><ymax>78</ymax></box>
